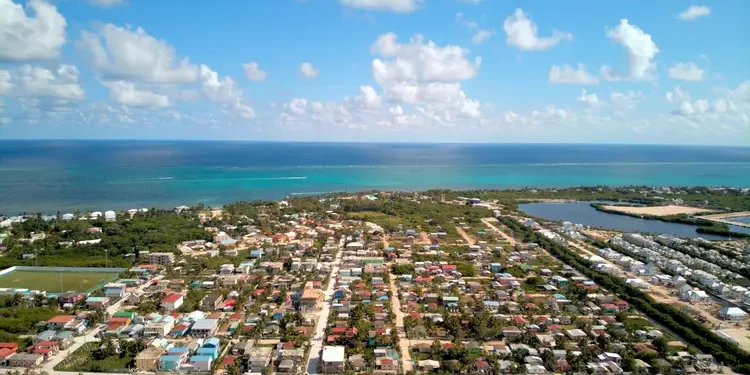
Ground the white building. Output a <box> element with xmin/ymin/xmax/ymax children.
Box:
<box><xmin>321</xmin><ymin>346</ymin><xmax>345</xmax><ymax>373</ymax></box>
<box><xmin>718</xmin><ymin>307</ymin><xmax>747</xmax><ymax>321</ymax></box>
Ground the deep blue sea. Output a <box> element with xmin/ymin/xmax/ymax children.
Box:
<box><xmin>1</xmin><ymin>140</ymin><xmax>749</xmax><ymax>214</ymax></box>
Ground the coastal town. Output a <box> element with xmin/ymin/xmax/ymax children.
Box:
<box><xmin>0</xmin><ymin>187</ymin><xmax>749</xmax><ymax>375</ymax></box>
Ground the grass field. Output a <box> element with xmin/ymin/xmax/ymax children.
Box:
<box><xmin>0</xmin><ymin>271</ymin><xmax>118</xmax><ymax>293</ymax></box>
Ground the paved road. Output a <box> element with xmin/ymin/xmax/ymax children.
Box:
<box><xmin>388</xmin><ymin>274</ymin><xmax>411</xmax><ymax>372</ymax></box>
<box><xmin>304</xmin><ymin>239</ymin><xmax>344</xmax><ymax>375</ymax></box>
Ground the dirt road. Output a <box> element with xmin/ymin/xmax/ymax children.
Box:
<box><xmin>455</xmin><ymin>226</ymin><xmax>476</xmax><ymax>245</ymax></box>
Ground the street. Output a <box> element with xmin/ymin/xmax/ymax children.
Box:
<box><xmin>304</xmin><ymin>239</ymin><xmax>344</xmax><ymax>375</ymax></box>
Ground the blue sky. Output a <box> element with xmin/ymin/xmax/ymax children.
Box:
<box><xmin>0</xmin><ymin>0</ymin><xmax>748</xmax><ymax>145</ymax></box>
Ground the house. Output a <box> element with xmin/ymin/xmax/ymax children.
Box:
<box><xmin>719</xmin><ymin>307</ymin><xmax>747</xmax><ymax>321</ymax></box>
<box><xmin>417</xmin><ymin>359</ymin><xmax>440</xmax><ymax>372</ymax></box>
<box><xmin>103</xmin><ymin>283</ymin><xmax>126</xmax><ymax>298</ymax></box>
<box><xmin>148</xmin><ymin>252</ymin><xmax>175</xmax><ymax>265</ymax></box>
<box><xmin>57</xmin><ymin>293</ymin><xmax>85</xmax><ymax>306</ymax></box>
<box><xmin>46</xmin><ymin>315</ymin><xmax>75</xmax><ymax>330</ymax></box>
<box><xmin>0</xmin><ymin>347</ymin><xmax>16</xmax><ymax>365</ymax></box>
<box><xmin>525</xmin><ymin>364</ymin><xmax>547</xmax><ymax>374</ymax></box>
<box><xmin>322</xmin><ymin>346</ymin><xmax>345</xmax><ymax>373</ymax></box>
<box><xmin>135</xmin><ymin>346</ymin><xmax>166</xmax><ymax>371</ymax></box>
<box><xmin>159</xmin><ymin>354</ymin><xmax>186</xmax><ymax>372</ymax></box>
<box><xmin>376</xmin><ymin>357</ymin><xmax>398</xmax><ymax>371</ymax></box>
<box><xmin>86</xmin><ymin>296</ymin><xmax>110</xmax><ymax>309</ymax></box>
<box><xmin>300</xmin><ymin>289</ymin><xmax>322</xmax><ymax>312</ymax></box>
<box><xmin>190</xmin><ymin>319</ymin><xmax>219</xmax><ymax>337</ymax></box>
<box><xmin>201</xmin><ymin>294</ymin><xmax>224</xmax><ymax>311</ymax></box>
<box><xmin>190</xmin><ymin>355</ymin><xmax>213</xmax><ymax>372</ymax></box>
<box><xmin>161</xmin><ymin>294</ymin><xmax>184</xmax><ymax>311</ymax></box>
<box><xmin>7</xmin><ymin>353</ymin><xmax>43</xmax><ymax>368</ymax></box>
<box><xmin>247</xmin><ymin>347</ymin><xmax>273</xmax><ymax>372</ymax></box>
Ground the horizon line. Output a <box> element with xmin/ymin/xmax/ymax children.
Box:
<box><xmin>2</xmin><ymin>138</ymin><xmax>749</xmax><ymax>148</ymax></box>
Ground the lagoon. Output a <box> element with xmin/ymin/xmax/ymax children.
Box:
<box><xmin>518</xmin><ymin>201</ymin><xmax>733</xmax><ymax>240</ymax></box>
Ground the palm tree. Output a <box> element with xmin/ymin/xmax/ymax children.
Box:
<box><xmin>10</xmin><ymin>293</ymin><xmax>22</xmax><ymax>307</ymax></box>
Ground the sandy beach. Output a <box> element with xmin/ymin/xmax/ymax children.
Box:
<box><xmin>602</xmin><ymin>204</ymin><xmax>715</xmax><ymax>217</ymax></box>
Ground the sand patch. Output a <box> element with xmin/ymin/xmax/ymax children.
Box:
<box><xmin>602</xmin><ymin>204</ymin><xmax>715</xmax><ymax>217</ymax></box>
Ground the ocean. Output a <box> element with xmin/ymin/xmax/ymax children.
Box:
<box><xmin>1</xmin><ymin>140</ymin><xmax>749</xmax><ymax>214</ymax></box>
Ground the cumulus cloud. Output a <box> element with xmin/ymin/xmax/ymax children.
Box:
<box><xmin>200</xmin><ymin>65</ymin><xmax>256</xmax><ymax>118</ymax></box>
<box><xmin>0</xmin><ymin>70</ymin><xmax>11</xmax><ymax>94</ymax></box>
<box><xmin>610</xmin><ymin>91</ymin><xmax>643</xmax><ymax>113</ymax></box>
<box><xmin>602</xmin><ymin>19</ymin><xmax>659</xmax><ymax>81</ymax></box>
<box><xmin>13</xmin><ymin>65</ymin><xmax>85</xmax><ymax>101</ymax></box>
<box><xmin>242</xmin><ymin>62</ymin><xmax>267</xmax><ymax>81</ymax></box>
<box><xmin>667</xmin><ymin>62</ymin><xmax>704</xmax><ymax>82</ymax></box>
<box><xmin>665</xmin><ymin>86</ymin><xmax>690</xmax><ymax>103</ymax></box>
<box><xmin>549</xmin><ymin>64</ymin><xmax>599</xmax><ymax>84</ymax></box>
<box><xmin>472</xmin><ymin>29</ymin><xmax>494</xmax><ymax>44</ymax></box>
<box><xmin>78</xmin><ymin>23</ymin><xmax>200</xmax><ymax>83</ymax></box>
<box><xmin>286</xmin><ymin>98</ymin><xmax>308</xmax><ymax>116</ymax></box>
<box><xmin>371</xmin><ymin>33</ymin><xmax>481</xmax><ymax>83</ymax></box>
<box><xmin>88</xmin><ymin>0</ymin><xmax>125</xmax><ymax>7</ymax></box>
<box><xmin>299</xmin><ymin>62</ymin><xmax>318</xmax><ymax>78</ymax></box>
<box><xmin>358</xmin><ymin>85</ymin><xmax>382</xmax><ymax>108</ymax></box>
<box><xmin>503</xmin><ymin>9</ymin><xmax>572</xmax><ymax>51</ymax></box>
<box><xmin>678</xmin><ymin>5</ymin><xmax>711</xmax><ymax>21</ymax></box>
<box><xmin>664</xmin><ymin>83</ymin><xmax>749</xmax><ymax>131</ymax></box>
<box><xmin>0</xmin><ymin>0</ymin><xmax>67</xmax><ymax>62</ymax></box>
<box><xmin>339</xmin><ymin>0</ymin><xmax>419</xmax><ymax>13</ymax></box>
<box><xmin>577</xmin><ymin>90</ymin><xmax>603</xmax><ymax>108</ymax></box>
<box><xmin>103</xmin><ymin>81</ymin><xmax>170</xmax><ymax>108</ymax></box>
<box><xmin>370</xmin><ymin>32</ymin><xmax>482</xmax><ymax>119</ymax></box>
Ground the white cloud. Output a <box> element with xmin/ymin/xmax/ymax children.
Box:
<box><xmin>603</xmin><ymin>19</ymin><xmax>660</xmax><ymax>81</ymax></box>
<box><xmin>610</xmin><ymin>90</ymin><xmax>643</xmax><ymax>113</ymax></box>
<box><xmin>664</xmin><ymin>83</ymin><xmax>750</xmax><ymax>131</ymax></box>
<box><xmin>103</xmin><ymin>80</ymin><xmax>170</xmax><ymax>108</ymax></box>
<box><xmin>503</xmin><ymin>9</ymin><xmax>572</xmax><ymax>51</ymax></box>
<box><xmin>577</xmin><ymin>90</ymin><xmax>603</xmax><ymax>108</ymax></box>
<box><xmin>88</xmin><ymin>0</ymin><xmax>125</xmax><ymax>7</ymax></box>
<box><xmin>14</xmin><ymin>65</ymin><xmax>85</xmax><ymax>100</ymax></box>
<box><xmin>299</xmin><ymin>62</ymin><xmax>318</xmax><ymax>78</ymax></box>
<box><xmin>286</xmin><ymin>98</ymin><xmax>308</xmax><ymax>116</ymax></box>
<box><xmin>78</xmin><ymin>23</ymin><xmax>199</xmax><ymax>83</ymax></box>
<box><xmin>0</xmin><ymin>70</ymin><xmax>11</xmax><ymax>94</ymax></box>
<box><xmin>370</xmin><ymin>33</ymin><xmax>482</xmax><ymax>119</ymax></box>
<box><xmin>359</xmin><ymin>85</ymin><xmax>382</xmax><ymax>108</ymax></box>
<box><xmin>242</xmin><ymin>62</ymin><xmax>267</xmax><ymax>81</ymax></box>
<box><xmin>678</xmin><ymin>5</ymin><xmax>711</xmax><ymax>21</ymax></box>
<box><xmin>199</xmin><ymin>65</ymin><xmax>256</xmax><ymax>119</ymax></box>
<box><xmin>472</xmin><ymin>29</ymin><xmax>494</xmax><ymax>44</ymax></box>
<box><xmin>371</xmin><ymin>33</ymin><xmax>481</xmax><ymax>83</ymax></box>
<box><xmin>665</xmin><ymin>86</ymin><xmax>690</xmax><ymax>103</ymax></box>
<box><xmin>549</xmin><ymin>64</ymin><xmax>599</xmax><ymax>84</ymax></box>
<box><xmin>200</xmin><ymin>65</ymin><xmax>241</xmax><ymax>103</ymax></box>
<box><xmin>0</xmin><ymin>0</ymin><xmax>66</xmax><ymax>62</ymax></box>
<box><xmin>667</xmin><ymin>62</ymin><xmax>704</xmax><ymax>82</ymax></box>
<box><xmin>339</xmin><ymin>0</ymin><xmax>419</xmax><ymax>13</ymax></box>
<box><xmin>459</xmin><ymin>0</ymin><xmax>482</xmax><ymax>4</ymax></box>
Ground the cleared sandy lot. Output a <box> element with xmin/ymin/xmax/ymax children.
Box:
<box><xmin>602</xmin><ymin>204</ymin><xmax>715</xmax><ymax>216</ymax></box>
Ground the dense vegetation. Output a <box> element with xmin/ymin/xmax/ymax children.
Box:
<box><xmin>2</xmin><ymin>209</ymin><xmax>212</xmax><ymax>268</ymax></box>
<box><xmin>427</xmin><ymin>186</ymin><xmax>750</xmax><ymax>212</ymax></box>
<box><xmin>500</xmin><ymin>217</ymin><xmax>750</xmax><ymax>374</ymax></box>
<box><xmin>0</xmin><ymin>297</ymin><xmax>59</xmax><ymax>344</ymax></box>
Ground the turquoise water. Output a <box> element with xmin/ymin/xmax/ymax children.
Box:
<box><xmin>518</xmin><ymin>201</ymin><xmax>750</xmax><ymax>239</ymax></box>
<box><xmin>1</xmin><ymin>141</ymin><xmax>748</xmax><ymax>214</ymax></box>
